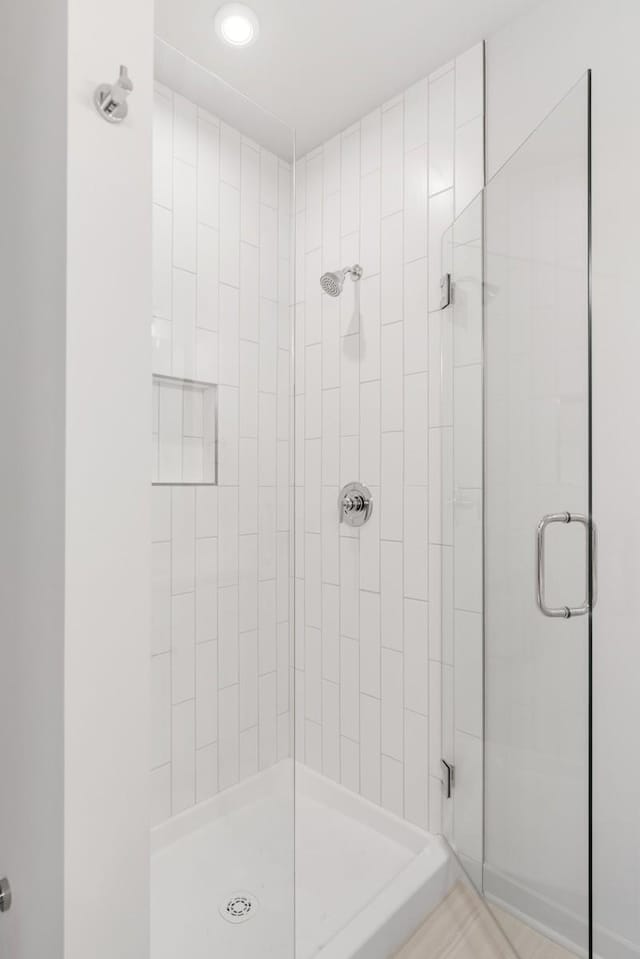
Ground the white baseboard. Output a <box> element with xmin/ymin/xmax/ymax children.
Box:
<box><xmin>484</xmin><ymin>864</ymin><xmax>640</xmax><ymax>959</ymax></box>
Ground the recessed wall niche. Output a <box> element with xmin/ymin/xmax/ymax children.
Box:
<box><xmin>151</xmin><ymin>374</ymin><xmax>217</xmax><ymax>485</ymax></box>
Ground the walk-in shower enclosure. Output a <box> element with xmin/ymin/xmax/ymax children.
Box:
<box><xmin>147</xmin><ymin>33</ymin><xmax>594</xmax><ymax>957</ymax></box>
<box><xmin>0</xmin><ymin>3</ymin><xmax>605</xmax><ymax>957</ymax></box>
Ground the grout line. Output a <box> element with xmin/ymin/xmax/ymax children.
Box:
<box><xmin>167</xmin><ymin>92</ymin><xmax>177</xmax><ymax>818</ymax></box>
<box><xmin>376</xmin><ymin>102</ymin><xmax>385</xmax><ymax>802</ymax></box>
<box><xmin>213</xmin><ymin>107</ymin><xmax>222</xmax><ymax>804</ymax></box>
<box><xmin>154</xmin><ymin>55</ymin><xmax>485</xmax><ymax>836</ymax></box>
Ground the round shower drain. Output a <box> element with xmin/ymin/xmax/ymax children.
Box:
<box><xmin>219</xmin><ymin>892</ymin><xmax>258</xmax><ymax>924</ymax></box>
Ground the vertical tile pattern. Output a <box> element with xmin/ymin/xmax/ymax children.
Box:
<box><xmin>295</xmin><ymin>46</ymin><xmax>484</xmax><ymax>832</ymax></box>
<box><xmin>152</xmin><ymin>45</ymin><xmax>484</xmax><ymax>834</ymax></box>
<box><xmin>151</xmin><ymin>85</ymin><xmax>292</xmax><ymax>824</ymax></box>
<box><xmin>431</xmin><ymin>43</ymin><xmax>485</xmax><ymax>868</ymax></box>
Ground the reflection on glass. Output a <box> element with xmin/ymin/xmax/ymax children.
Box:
<box><xmin>484</xmin><ymin>77</ymin><xmax>591</xmax><ymax>957</ymax></box>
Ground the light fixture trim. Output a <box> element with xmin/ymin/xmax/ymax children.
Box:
<box><xmin>214</xmin><ymin>2</ymin><xmax>260</xmax><ymax>47</ymax></box>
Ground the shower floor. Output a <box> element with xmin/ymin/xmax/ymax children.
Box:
<box><xmin>150</xmin><ymin>761</ymin><xmax>452</xmax><ymax>959</ymax></box>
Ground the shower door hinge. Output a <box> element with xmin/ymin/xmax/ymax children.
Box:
<box><xmin>0</xmin><ymin>877</ymin><xmax>12</xmax><ymax>914</ymax></box>
<box><xmin>441</xmin><ymin>759</ymin><xmax>455</xmax><ymax>799</ymax></box>
<box><xmin>440</xmin><ymin>273</ymin><xmax>452</xmax><ymax>310</ymax></box>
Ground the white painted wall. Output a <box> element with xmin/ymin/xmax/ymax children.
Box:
<box><xmin>486</xmin><ymin>1</ymin><xmax>640</xmax><ymax>954</ymax></box>
<box><xmin>64</xmin><ymin>0</ymin><xmax>153</xmax><ymax>955</ymax></box>
<box><xmin>1</xmin><ymin>0</ymin><xmax>153</xmax><ymax>955</ymax></box>
<box><xmin>0</xmin><ymin>1</ymin><xmax>66</xmax><ymax>955</ymax></box>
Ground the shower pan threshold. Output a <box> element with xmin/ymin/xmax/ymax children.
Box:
<box><xmin>150</xmin><ymin>761</ymin><xmax>454</xmax><ymax>959</ymax></box>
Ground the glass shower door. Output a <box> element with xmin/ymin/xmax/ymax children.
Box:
<box><xmin>484</xmin><ymin>75</ymin><xmax>592</xmax><ymax>956</ymax></box>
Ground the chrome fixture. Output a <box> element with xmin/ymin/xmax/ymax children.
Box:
<box><xmin>441</xmin><ymin>759</ymin><xmax>455</xmax><ymax>800</ymax></box>
<box><xmin>320</xmin><ymin>264</ymin><xmax>363</xmax><ymax>297</ymax></box>
<box><xmin>339</xmin><ymin>482</ymin><xmax>373</xmax><ymax>527</ymax></box>
<box><xmin>94</xmin><ymin>65</ymin><xmax>133</xmax><ymax>124</ymax></box>
<box><xmin>536</xmin><ymin>512</ymin><xmax>597</xmax><ymax>618</ymax></box>
<box><xmin>0</xmin><ymin>877</ymin><xmax>12</xmax><ymax>914</ymax></box>
<box><xmin>440</xmin><ymin>273</ymin><xmax>452</xmax><ymax>309</ymax></box>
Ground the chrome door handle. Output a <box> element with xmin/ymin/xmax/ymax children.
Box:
<box><xmin>536</xmin><ymin>512</ymin><xmax>597</xmax><ymax>618</ymax></box>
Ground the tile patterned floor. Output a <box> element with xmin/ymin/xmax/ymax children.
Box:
<box><xmin>490</xmin><ymin>904</ymin><xmax>579</xmax><ymax>959</ymax></box>
<box><xmin>393</xmin><ymin>881</ymin><xmax>578</xmax><ymax>959</ymax></box>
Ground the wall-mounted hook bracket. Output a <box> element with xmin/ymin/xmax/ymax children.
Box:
<box><xmin>94</xmin><ymin>65</ymin><xmax>133</xmax><ymax>124</ymax></box>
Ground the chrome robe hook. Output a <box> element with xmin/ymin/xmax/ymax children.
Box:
<box><xmin>94</xmin><ymin>65</ymin><xmax>133</xmax><ymax>123</ymax></box>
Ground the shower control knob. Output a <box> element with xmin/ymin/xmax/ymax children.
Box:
<box><xmin>339</xmin><ymin>482</ymin><xmax>373</xmax><ymax>527</ymax></box>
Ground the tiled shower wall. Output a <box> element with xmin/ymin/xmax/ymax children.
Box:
<box><xmin>150</xmin><ymin>82</ymin><xmax>292</xmax><ymax>825</ymax></box>
<box><xmin>440</xmin><ymin>196</ymin><xmax>484</xmax><ymax>883</ymax></box>
<box><xmin>294</xmin><ymin>44</ymin><xmax>484</xmax><ymax>831</ymax></box>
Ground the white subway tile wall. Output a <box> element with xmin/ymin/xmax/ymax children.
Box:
<box><xmin>150</xmin><ymin>82</ymin><xmax>292</xmax><ymax>825</ymax></box>
<box><xmin>150</xmin><ymin>43</ymin><xmax>484</xmax><ymax>834</ymax></box>
<box><xmin>295</xmin><ymin>45</ymin><xmax>484</xmax><ymax>832</ymax></box>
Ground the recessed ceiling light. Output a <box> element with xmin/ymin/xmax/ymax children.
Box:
<box><xmin>214</xmin><ymin>3</ymin><xmax>260</xmax><ymax>47</ymax></box>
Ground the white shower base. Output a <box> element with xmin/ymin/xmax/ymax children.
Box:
<box><xmin>150</xmin><ymin>761</ymin><xmax>453</xmax><ymax>959</ymax></box>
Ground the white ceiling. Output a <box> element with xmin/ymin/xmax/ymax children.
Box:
<box><xmin>155</xmin><ymin>0</ymin><xmax>539</xmax><ymax>156</ymax></box>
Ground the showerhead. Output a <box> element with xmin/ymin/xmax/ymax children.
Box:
<box><xmin>320</xmin><ymin>264</ymin><xmax>363</xmax><ymax>297</ymax></box>
<box><xmin>320</xmin><ymin>270</ymin><xmax>345</xmax><ymax>297</ymax></box>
